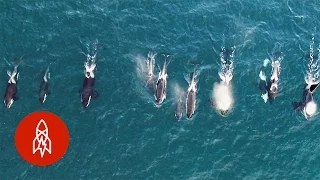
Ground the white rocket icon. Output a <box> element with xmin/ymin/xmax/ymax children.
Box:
<box><xmin>32</xmin><ymin>119</ymin><xmax>52</xmax><ymax>158</ymax></box>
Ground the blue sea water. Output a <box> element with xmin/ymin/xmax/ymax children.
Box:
<box><xmin>1</xmin><ymin>0</ymin><xmax>320</xmax><ymax>179</ymax></box>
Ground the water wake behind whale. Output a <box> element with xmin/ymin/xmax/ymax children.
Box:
<box><xmin>212</xmin><ymin>47</ymin><xmax>235</xmax><ymax>116</ymax></box>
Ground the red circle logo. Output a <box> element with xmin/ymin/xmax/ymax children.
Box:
<box><xmin>14</xmin><ymin>111</ymin><xmax>70</xmax><ymax>166</ymax></box>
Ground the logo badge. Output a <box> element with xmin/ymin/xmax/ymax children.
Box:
<box><xmin>32</xmin><ymin>119</ymin><xmax>52</xmax><ymax>158</ymax></box>
<box><xmin>15</xmin><ymin>111</ymin><xmax>70</xmax><ymax>166</ymax></box>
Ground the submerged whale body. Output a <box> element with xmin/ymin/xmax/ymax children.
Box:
<box><xmin>80</xmin><ymin>76</ymin><xmax>99</xmax><ymax>108</ymax></box>
<box><xmin>175</xmin><ymin>97</ymin><xmax>183</xmax><ymax>120</ymax></box>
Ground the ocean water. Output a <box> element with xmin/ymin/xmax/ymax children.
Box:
<box><xmin>1</xmin><ymin>0</ymin><xmax>320</xmax><ymax>179</ymax></box>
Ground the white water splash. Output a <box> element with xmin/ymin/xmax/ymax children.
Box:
<box><xmin>219</xmin><ymin>47</ymin><xmax>235</xmax><ymax>83</ymax></box>
<box><xmin>173</xmin><ymin>83</ymin><xmax>185</xmax><ymax>119</ymax></box>
<box><xmin>305</xmin><ymin>35</ymin><xmax>320</xmax><ymax>85</ymax></box>
<box><xmin>213</xmin><ymin>82</ymin><xmax>233</xmax><ymax>112</ymax></box>
<box><xmin>85</xmin><ymin>39</ymin><xmax>99</xmax><ymax>56</ymax></box>
<box><xmin>304</xmin><ymin>101</ymin><xmax>317</xmax><ymax>119</ymax></box>
<box><xmin>84</xmin><ymin>51</ymin><xmax>97</xmax><ymax>77</ymax></box>
<box><xmin>84</xmin><ymin>60</ymin><xmax>96</xmax><ymax>78</ymax></box>
<box><xmin>135</xmin><ymin>55</ymin><xmax>149</xmax><ymax>81</ymax></box>
<box><xmin>213</xmin><ymin>46</ymin><xmax>235</xmax><ymax>115</ymax></box>
<box><xmin>263</xmin><ymin>58</ymin><xmax>270</xmax><ymax>67</ymax></box>
<box><xmin>270</xmin><ymin>55</ymin><xmax>282</xmax><ymax>82</ymax></box>
<box><xmin>173</xmin><ymin>83</ymin><xmax>185</xmax><ymax>101</ymax></box>
<box><xmin>302</xmin><ymin>34</ymin><xmax>320</xmax><ymax>119</ymax></box>
<box><xmin>83</xmin><ymin>41</ymin><xmax>98</xmax><ymax>78</ymax></box>
<box><xmin>134</xmin><ymin>54</ymin><xmax>156</xmax><ymax>104</ymax></box>
<box><xmin>259</xmin><ymin>62</ymin><xmax>268</xmax><ymax>103</ymax></box>
<box><xmin>147</xmin><ymin>52</ymin><xmax>156</xmax><ymax>75</ymax></box>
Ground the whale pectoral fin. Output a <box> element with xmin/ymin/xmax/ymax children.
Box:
<box><xmin>92</xmin><ymin>90</ymin><xmax>99</xmax><ymax>99</ymax></box>
<box><xmin>47</xmin><ymin>91</ymin><xmax>51</xmax><ymax>95</ymax></box>
<box><xmin>78</xmin><ymin>89</ymin><xmax>82</xmax><ymax>94</ymax></box>
<box><xmin>261</xmin><ymin>93</ymin><xmax>268</xmax><ymax>103</ymax></box>
<box><xmin>259</xmin><ymin>70</ymin><xmax>266</xmax><ymax>81</ymax></box>
<box><xmin>13</xmin><ymin>96</ymin><xmax>19</xmax><ymax>101</ymax></box>
<box><xmin>292</xmin><ymin>101</ymin><xmax>304</xmax><ymax>111</ymax></box>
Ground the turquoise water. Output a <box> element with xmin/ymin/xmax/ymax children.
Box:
<box><xmin>1</xmin><ymin>0</ymin><xmax>320</xmax><ymax>179</ymax></box>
